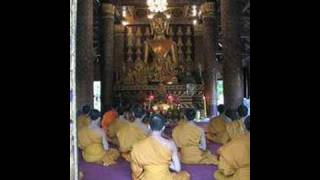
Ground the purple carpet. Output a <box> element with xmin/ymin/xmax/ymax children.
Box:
<box><xmin>79</xmin><ymin>122</ymin><xmax>221</xmax><ymax>180</ymax></box>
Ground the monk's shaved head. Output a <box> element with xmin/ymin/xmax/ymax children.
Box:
<box><xmin>89</xmin><ymin>109</ymin><xmax>101</xmax><ymax>121</ymax></box>
<box><xmin>142</xmin><ymin>112</ymin><xmax>151</xmax><ymax>124</ymax></box>
<box><xmin>132</xmin><ymin>104</ymin><xmax>145</xmax><ymax>118</ymax></box>
<box><xmin>150</xmin><ymin>114</ymin><xmax>166</xmax><ymax>131</ymax></box>
<box><xmin>217</xmin><ymin>104</ymin><xmax>225</xmax><ymax>114</ymax></box>
<box><xmin>117</xmin><ymin>106</ymin><xmax>125</xmax><ymax>116</ymax></box>
<box><xmin>184</xmin><ymin>108</ymin><xmax>196</xmax><ymax>121</ymax></box>
<box><xmin>82</xmin><ymin>105</ymin><xmax>91</xmax><ymax>114</ymax></box>
<box><xmin>238</xmin><ymin>105</ymin><xmax>248</xmax><ymax>118</ymax></box>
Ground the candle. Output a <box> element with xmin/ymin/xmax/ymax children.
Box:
<box><xmin>203</xmin><ymin>95</ymin><xmax>207</xmax><ymax>118</ymax></box>
<box><xmin>148</xmin><ymin>95</ymin><xmax>154</xmax><ymax>110</ymax></box>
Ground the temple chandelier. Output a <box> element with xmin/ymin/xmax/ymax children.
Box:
<box><xmin>147</xmin><ymin>0</ymin><xmax>168</xmax><ymax>13</ymax></box>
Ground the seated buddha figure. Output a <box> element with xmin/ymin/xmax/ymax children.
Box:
<box><xmin>144</xmin><ymin>12</ymin><xmax>178</xmax><ymax>84</ymax></box>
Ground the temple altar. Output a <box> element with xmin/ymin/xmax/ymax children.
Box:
<box><xmin>113</xmin><ymin>84</ymin><xmax>205</xmax><ymax>111</ymax></box>
<box><xmin>113</xmin><ymin>12</ymin><xmax>205</xmax><ymax>113</ymax></box>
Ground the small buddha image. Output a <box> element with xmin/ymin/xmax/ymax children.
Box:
<box><xmin>133</xmin><ymin>61</ymin><xmax>148</xmax><ymax>85</ymax></box>
<box><xmin>124</xmin><ymin>68</ymin><xmax>135</xmax><ymax>85</ymax></box>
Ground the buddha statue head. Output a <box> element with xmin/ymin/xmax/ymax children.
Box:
<box><xmin>150</xmin><ymin>12</ymin><xmax>169</xmax><ymax>39</ymax></box>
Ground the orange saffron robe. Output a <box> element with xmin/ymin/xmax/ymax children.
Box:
<box><xmin>131</xmin><ymin>136</ymin><xmax>190</xmax><ymax>180</ymax></box>
<box><xmin>106</xmin><ymin>118</ymin><xmax>128</xmax><ymax>146</ymax></box>
<box><xmin>78</xmin><ymin>127</ymin><xmax>120</xmax><ymax>166</ymax></box>
<box><xmin>214</xmin><ymin>133</ymin><xmax>250</xmax><ymax>180</ymax></box>
<box><xmin>207</xmin><ymin>115</ymin><xmax>230</xmax><ymax>144</ymax></box>
<box><xmin>225</xmin><ymin>119</ymin><xmax>246</xmax><ymax>140</ymax></box>
<box><xmin>172</xmin><ymin>121</ymin><xmax>218</xmax><ymax>164</ymax></box>
<box><xmin>116</xmin><ymin>122</ymin><xmax>148</xmax><ymax>161</ymax></box>
<box><xmin>77</xmin><ymin>114</ymin><xmax>90</xmax><ymax>130</ymax></box>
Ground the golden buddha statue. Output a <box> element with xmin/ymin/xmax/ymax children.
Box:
<box><xmin>144</xmin><ymin>12</ymin><xmax>178</xmax><ymax>84</ymax></box>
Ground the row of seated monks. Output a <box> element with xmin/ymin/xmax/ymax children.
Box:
<box><xmin>76</xmin><ymin>103</ymin><xmax>250</xmax><ymax>180</ymax></box>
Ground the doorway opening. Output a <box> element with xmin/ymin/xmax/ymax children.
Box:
<box><xmin>216</xmin><ymin>80</ymin><xmax>224</xmax><ymax>105</ymax></box>
<box><xmin>93</xmin><ymin>81</ymin><xmax>101</xmax><ymax>111</ymax></box>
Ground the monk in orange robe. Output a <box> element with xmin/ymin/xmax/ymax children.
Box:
<box><xmin>172</xmin><ymin>108</ymin><xmax>217</xmax><ymax>165</ymax></box>
<box><xmin>131</xmin><ymin>114</ymin><xmax>190</xmax><ymax>180</ymax></box>
<box><xmin>106</xmin><ymin>107</ymin><xmax>129</xmax><ymax>146</ymax></box>
<box><xmin>78</xmin><ymin>109</ymin><xmax>120</xmax><ymax>166</ymax></box>
<box><xmin>214</xmin><ymin>116</ymin><xmax>250</xmax><ymax>180</ymax></box>
<box><xmin>225</xmin><ymin>105</ymin><xmax>248</xmax><ymax>140</ymax></box>
<box><xmin>207</xmin><ymin>104</ymin><xmax>232</xmax><ymax>144</ymax></box>
<box><xmin>116</xmin><ymin>106</ymin><xmax>148</xmax><ymax>161</ymax></box>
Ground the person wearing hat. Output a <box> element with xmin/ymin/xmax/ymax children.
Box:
<box><xmin>225</xmin><ymin>105</ymin><xmax>248</xmax><ymax>140</ymax></box>
<box><xmin>207</xmin><ymin>104</ymin><xmax>232</xmax><ymax>144</ymax></box>
<box><xmin>172</xmin><ymin>108</ymin><xmax>218</xmax><ymax>165</ymax></box>
<box><xmin>130</xmin><ymin>114</ymin><xmax>190</xmax><ymax>180</ymax></box>
<box><xmin>214</xmin><ymin>116</ymin><xmax>250</xmax><ymax>180</ymax></box>
<box><xmin>77</xmin><ymin>105</ymin><xmax>91</xmax><ymax>130</ymax></box>
<box><xmin>78</xmin><ymin>109</ymin><xmax>120</xmax><ymax>166</ymax></box>
<box><xmin>116</xmin><ymin>106</ymin><xmax>148</xmax><ymax>161</ymax></box>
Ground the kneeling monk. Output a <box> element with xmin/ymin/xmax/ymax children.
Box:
<box><xmin>172</xmin><ymin>108</ymin><xmax>217</xmax><ymax>165</ymax></box>
<box><xmin>106</xmin><ymin>107</ymin><xmax>129</xmax><ymax>146</ymax></box>
<box><xmin>116</xmin><ymin>106</ymin><xmax>148</xmax><ymax>161</ymax></box>
<box><xmin>214</xmin><ymin>116</ymin><xmax>250</xmax><ymax>180</ymax></box>
<box><xmin>207</xmin><ymin>104</ymin><xmax>231</xmax><ymax>144</ymax></box>
<box><xmin>77</xmin><ymin>105</ymin><xmax>91</xmax><ymax>130</ymax></box>
<box><xmin>225</xmin><ymin>105</ymin><xmax>248</xmax><ymax>140</ymax></box>
<box><xmin>132</xmin><ymin>105</ymin><xmax>151</xmax><ymax>135</ymax></box>
<box><xmin>78</xmin><ymin>109</ymin><xmax>119</xmax><ymax>166</ymax></box>
<box><xmin>131</xmin><ymin>114</ymin><xmax>190</xmax><ymax>180</ymax></box>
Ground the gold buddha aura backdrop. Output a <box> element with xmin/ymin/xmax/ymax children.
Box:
<box><xmin>70</xmin><ymin>0</ymin><xmax>78</xmax><ymax>179</ymax></box>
